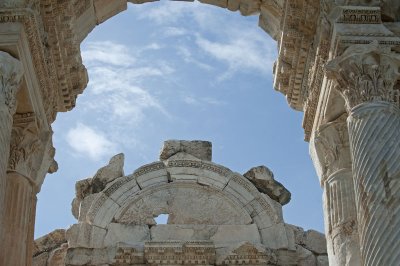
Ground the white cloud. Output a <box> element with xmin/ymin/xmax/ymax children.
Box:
<box><xmin>177</xmin><ymin>46</ymin><xmax>213</xmax><ymax>71</ymax></box>
<box><xmin>195</xmin><ymin>31</ymin><xmax>276</xmax><ymax>80</ymax></box>
<box><xmin>183</xmin><ymin>95</ymin><xmax>225</xmax><ymax>106</ymax></box>
<box><xmin>140</xmin><ymin>43</ymin><xmax>163</xmax><ymax>51</ymax></box>
<box><xmin>66</xmin><ymin>123</ymin><xmax>116</xmax><ymax>161</ymax></box>
<box><xmin>163</xmin><ymin>27</ymin><xmax>188</xmax><ymax>37</ymax></box>
<box><xmin>81</xmin><ymin>41</ymin><xmax>171</xmax><ymax>124</ymax></box>
<box><xmin>130</xmin><ymin>1</ymin><xmax>276</xmax><ymax>81</ymax></box>
<box><xmin>82</xmin><ymin>41</ymin><xmax>135</xmax><ymax>67</ymax></box>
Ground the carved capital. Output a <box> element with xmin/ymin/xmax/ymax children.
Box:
<box><xmin>310</xmin><ymin>115</ymin><xmax>351</xmax><ymax>183</ymax></box>
<box><xmin>8</xmin><ymin>113</ymin><xmax>43</xmax><ymax>180</ymax></box>
<box><xmin>0</xmin><ymin>51</ymin><xmax>24</xmax><ymax>115</ymax></box>
<box><xmin>326</xmin><ymin>41</ymin><xmax>400</xmax><ymax>110</ymax></box>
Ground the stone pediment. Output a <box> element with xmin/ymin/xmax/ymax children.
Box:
<box><xmin>33</xmin><ymin>140</ymin><xmax>328</xmax><ymax>266</ymax></box>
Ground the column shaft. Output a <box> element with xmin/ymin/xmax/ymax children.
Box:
<box><xmin>0</xmin><ymin>172</ymin><xmax>35</xmax><ymax>266</ymax></box>
<box><xmin>0</xmin><ymin>51</ymin><xmax>24</xmax><ymax>264</ymax></box>
<box><xmin>310</xmin><ymin>118</ymin><xmax>361</xmax><ymax>265</ymax></box>
<box><xmin>348</xmin><ymin>102</ymin><xmax>400</xmax><ymax>265</ymax></box>
<box><xmin>324</xmin><ymin>169</ymin><xmax>360</xmax><ymax>266</ymax></box>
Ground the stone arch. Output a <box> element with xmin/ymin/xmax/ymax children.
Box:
<box><xmin>59</xmin><ymin>142</ymin><xmax>328</xmax><ymax>266</ymax></box>
<box><xmin>81</xmin><ymin>158</ymin><xmax>284</xmax><ymax>242</ymax></box>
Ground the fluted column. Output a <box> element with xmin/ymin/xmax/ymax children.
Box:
<box><xmin>310</xmin><ymin>116</ymin><xmax>361</xmax><ymax>266</ymax></box>
<box><xmin>326</xmin><ymin>41</ymin><xmax>400</xmax><ymax>265</ymax></box>
<box><xmin>0</xmin><ymin>113</ymin><xmax>42</xmax><ymax>266</ymax></box>
<box><xmin>0</xmin><ymin>51</ymin><xmax>24</xmax><ymax>263</ymax></box>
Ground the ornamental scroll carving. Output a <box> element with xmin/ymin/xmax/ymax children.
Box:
<box><xmin>325</xmin><ymin>41</ymin><xmax>400</xmax><ymax>110</ymax></box>
<box><xmin>0</xmin><ymin>51</ymin><xmax>23</xmax><ymax>115</ymax></box>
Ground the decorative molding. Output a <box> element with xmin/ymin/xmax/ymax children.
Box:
<box><xmin>336</xmin><ymin>7</ymin><xmax>381</xmax><ymax>24</ymax></box>
<box><xmin>326</xmin><ymin>41</ymin><xmax>400</xmax><ymax>110</ymax></box>
<box><xmin>273</xmin><ymin>0</ymin><xmax>320</xmax><ymax>112</ymax></box>
<box><xmin>0</xmin><ymin>9</ymin><xmax>58</xmax><ymax>122</ymax></box>
<box><xmin>0</xmin><ymin>51</ymin><xmax>24</xmax><ymax>115</ymax></box>
<box><xmin>144</xmin><ymin>241</ymin><xmax>215</xmax><ymax>265</ymax></box>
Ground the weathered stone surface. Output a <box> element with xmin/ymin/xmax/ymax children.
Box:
<box><xmin>317</xmin><ymin>255</ymin><xmax>329</xmax><ymax>266</ymax></box>
<box><xmin>47</xmin><ymin>243</ymin><xmax>68</xmax><ymax>266</ymax></box>
<box><xmin>223</xmin><ymin>173</ymin><xmax>258</xmax><ymax>205</ymax></box>
<box><xmin>103</xmin><ymin>223</ymin><xmax>150</xmax><ymax>246</ymax></box>
<box><xmin>33</xmin><ymin>229</ymin><xmax>67</xmax><ymax>257</ymax></box>
<box><xmin>159</xmin><ymin>140</ymin><xmax>212</xmax><ymax>161</ymax></box>
<box><xmin>150</xmin><ymin>224</ymin><xmax>261</xmax><ymax>245</ymax></box>
<box><xmin>304</xmin><ymin>230</ymin><xmax>327</xmax><ymax>255</ymax></box>
<box><xmin>211</xmin><ymin>224</ymin><xmax>261</xmax><ymax>245</ymax></box>
<box><xmin>75</xmin><ymin>178</ymin><xmax>92</xmax><ymax>200</ymax></box>
<box><xmin>71</xmin><ymin>197</ymin><xmax>80</xmax><ymax>220</ymax></box>
<box><xmin>297</xmin><ymin>245</ymin><xmax>317</xmax><ymax>266</ymax></box>
<box><xmin>259</xmin><ymin>223</ymin><xmax>291</xmax><ymax>250</ymax></box>
<box><xmin>133</xmin><ymin>161</ymin><xmax>168</xmax><ymax>189</ymax></box>
<box><xmin>216</xmin><ymin>241</ymin><xmax>277</xmax><ymax>265</ymax></box>
<box><xmin>198</xmin><ymin>0</ymin><xmax>227</xmax><ymax>8</ymax></box>
<box><xmin>243</xmin><ymin>165</ymin><xmax>291</xmax><ymax>205</ymax></box>
<box><xmin>66</xmin><ymin>223</ymin><xmax>106</xmax><ymax>248</ymax></box>
<box><xmin>103</xmin><ymin>174</ymin><xmax>140</xmax><ymax>205</ymax></box>
<box><xmin>86</xmin><ymin>193</ymin><xmax>120</xmax><ymax>228</ymax></box>
<box><xmin>91</xmin><ymin>153</ymin><xmax>124</xmax><ymax>193</ymax></box>
<box><xmin>33</xmin><ymin>252</ymin><xmax>49</xmax><ymax>266</ymax></box>
<box><xmin>116</xmin><ymin>182</ymin><xmax>251</xmax><ymax>225</ymax></box>
<box><xmin>285</xmin><ymin>224</ymin><xmax>306</xmax><ymax>246</ymax></box>
<box><xmin>144</xmin><ymin>241</ymin><xmax>216</xmax><ymax>265</ymax></box>
<box><xmin>78</xmin><ymin>193</ymin><xmax>99</xmax><ymax>222</ymax></box>
<box><xmin>36</xmin><ymin>140</ymin><xmax>329</xmax><ymax>265</ymax></box>
<box><xmin>65</xmin><ymin>247</ymin><xmax>116</xmax><ymax>266</ymax></box>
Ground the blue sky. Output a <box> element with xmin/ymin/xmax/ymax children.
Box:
<box><xmin>35</xmin><ymin>1</ymin><xmax>324</xmax><ymax>238</ymax></box>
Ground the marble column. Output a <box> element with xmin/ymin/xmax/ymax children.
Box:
<box><xmin>1</xmin><ymin>113</ymin><xmax>42</xmax><ymax>266</ymax></box>
<box><xmin>326</xmin><ymin>41</ymin><xmax>400</xmax><ymax>265</ymax></box>
<box><xmin>0</xmin><ymin>51</ymin><xmax>23</xmax><ymax>263</ymax></box>
<box><xmin>1</xmin><ymin>172</ymin><xmax>36</xmax><ymax>266</ymax></box>
<box><xmin>310</xmin><ymin>116</ymin><xmax>361</xmax><ymax>266</ymax></box>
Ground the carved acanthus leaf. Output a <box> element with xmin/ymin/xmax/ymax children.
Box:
<box><xmin>8</xmin><ymin>113</ymin><xmax>43</xmax><ymax>178</ymax></box>
<box><xmin>313</xmin><ymin>115</ymin><xmax>351</xmax><ymax>181</ymax></box>
<box><xmin>0</xmin><ymin>51</ymin><xmax>24</xmax><ymax>115</ymax></box>
<box><xmin>325</xmin><ymin>41</ymin><xmax>400</xmax><ymax>110</ymax></box>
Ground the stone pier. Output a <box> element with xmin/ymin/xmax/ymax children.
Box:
<box><xmin>310</xmin><ymin>116</ymin><xmax>361</xmax><ymax>265</ymax></box>
<box><xmin>0</xmin><ymin>51</ymin><xmax>23</xmax><ymax>263</ymax></box>
<box><xmin>327</xmin><ymin>41</ymin><xmax>400</xmax><ymax>265</ymax></box>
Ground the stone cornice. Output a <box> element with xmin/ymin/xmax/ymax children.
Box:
<box><xmin>0</xmin><ymin>51</ymin><xmax>23</xmax><ymax>115</ymax></box>
<box><xmin>0</xmin><ymin>8</ymin><xmax>58</xmax><ymax>122</ymax></box>
<box><xmin>303</xmin><ymin>5</ymin><xmax>400</xmax><ymax>141</ymax></box>
<box><xmin>273</xmin><ymin>0</ymin><xmax>320</xmax><ymax>112</ymax></box>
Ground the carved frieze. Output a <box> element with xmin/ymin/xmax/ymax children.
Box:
<box><xmin>0</xmin><ymin>51</ymin><xmax>24</xmax><ymax>115</ymax></box>
<box><xmin>326</xmin><ymin>41</ymin><xmax>400</xmax><ymax>110</ymax></box>
<box><xmin>144</xmin><ymin>241</ymin><xmax>215</xmax><ymax>265</ymax></box>
<box><xmin>273</xmin><ymin>0</ymin><xmax>319</xmax><ymax>112</ymax></box>
<box><xmin>218</xmin><ymin>242</ymin><xmax>276</xmax><ymax>265</ymax></box>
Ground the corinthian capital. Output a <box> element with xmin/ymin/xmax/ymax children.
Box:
<box><xmin>8</xmin><ymin>113</ymin><xmax>43</xmax><ymax>179</ymax></box>
<box><xmin>0</xmin><ymin>51</ymin><xmax>24</xmax><ymax>115</ymax></box>
<box><xmin>310</xmin><ymin>114</ymin><xmax>351</xmax><ymax>184</ymax></box>
<box><xmin>325</xmin><ymin>41</ymin><xmax>400</xmax><ymax>110</ymax></box>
